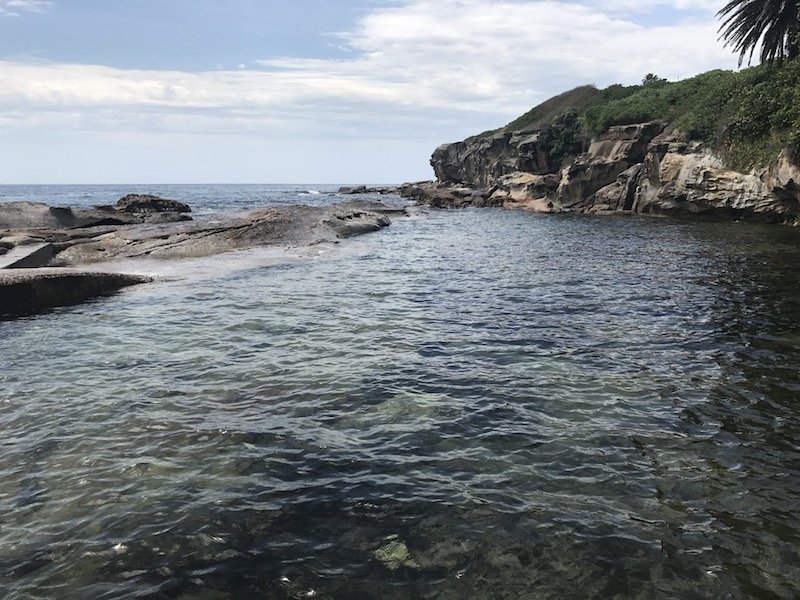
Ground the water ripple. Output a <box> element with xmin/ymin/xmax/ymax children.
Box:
<box><xmin>2</xmin><ymin>209</ymin><xmax>800</xmax><ymax>598</ymax></box>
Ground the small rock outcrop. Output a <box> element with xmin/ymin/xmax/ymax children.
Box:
<box><xmin>0</xmin><ymin>194</ymin><xmax>192</xmax><ymax>233</ymax></box>
<box><xmin>431</xmin><ymin>129</ymin><xmax>549</xmax><ymax>187</ymax></box>
<box><xmin>0</xmin><ymin>201</ymin><xmax>140</xmax><ymax>230</ymax></box>
<box><xmin>399</xmin><ymin>182</ymin><xmax>501</xmax><ymax>209</ymax></box>
<box><xmin>406</xmin><ymin>121</ymin><xmax>800</xmax><ymax>223</ymax></box>
<box><xmin>0</xmin><ymin>269</ymin><xmax>151</xmax><ymax>318</ymax></box>
<box><xmin>114</xmin><ymin>194</ymin><xmax>192</xmax><ymax>214</ymax></box>
<box><xmin>337</xmin><ymin>186</ymin><xmax>399</xmax><ymax>195</ymax></box>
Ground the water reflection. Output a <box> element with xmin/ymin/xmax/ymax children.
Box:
<box><xmin>663</xmin><ymin>223</ymin><xmax>800</xmax><ymax>599</ymax></box>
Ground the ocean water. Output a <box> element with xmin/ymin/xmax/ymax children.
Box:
<box><xmin>2</xmin><ymin>185</ymin><xmax>800</xmax><ymax>599</ymax></box>
<box><xmin>0</xmin><ymin>184</ymin><xmax>358</xmax><ymax>218</ymax></box>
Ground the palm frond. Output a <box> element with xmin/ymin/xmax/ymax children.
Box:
<box><xmin>718</xmin><ymin>0</ymin><xmax>800</xmax><ymax>65</ymax></box>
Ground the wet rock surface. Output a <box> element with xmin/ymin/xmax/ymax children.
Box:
<box><xmin>0</xmin><ymin>269</ymin><xmax>152</xmax><ymax>318</ymax></box>
<box><xmin>0</xmin><ymin>198</ymin><xmax>404</xmax><ymax>317</ymax></box>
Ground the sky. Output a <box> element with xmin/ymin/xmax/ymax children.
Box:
<box><xmin>0</xmin><ymin>0</ymin><xmax>740</xmax><ymax>184</ymax></box>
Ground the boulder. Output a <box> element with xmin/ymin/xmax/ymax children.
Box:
<box><xmin>490</xmin><ymin>172</ymin><xmax>561</xmax><ymax>212</ymax></box>
<box><xmin>338</xmin><ymin>185</ymin><xmax>369</xmax><ymax>194</ymax></box>
<box><xmin>337</xmin><ymin>186</ymin><xmax>400</xmax><ymax>195</ymax></box>
<box><xmin>115</xmin><ymin>194</ymin><xmax>191</xmax><ymax>214</ymax></box>
<box><xmin>431</xmin><ymin>129</ymin><xmax>550</xmax><ymax>187</ymax></box>
<box><xmin>324</xmin><ymin>210</ymin><xmax>391</xmax><ymax>238</ymax></box>
<box><xmin>399</xmin><ymin>181</ymin><xmax>499</xmax><ymax>208</ymax></box>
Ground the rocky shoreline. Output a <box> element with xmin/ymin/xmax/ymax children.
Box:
<box><xmin>0</xmin><ymin>195</ymin><xmax>406</xmax><ymax>318</ymax></box>
<box><xmin>9</xmin><ymin>128</ymin><xmax>798</xmax><ymax>318</ymax></box>
<box><xmin>400</xmin><ymin>122</ymin><xmax>800</xmax><ymax>223</ymax></box>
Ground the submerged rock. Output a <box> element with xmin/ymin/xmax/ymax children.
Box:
<box><xmin>374</xmin><ymin>535</ymin><xmax>419</xmax><ymax>571</ymax></box>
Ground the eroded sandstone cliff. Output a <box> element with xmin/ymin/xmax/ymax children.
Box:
<box><xmin>406</xmin><ymin>121</ymin><xmax>800</xmax><ymax>223</ymax></box>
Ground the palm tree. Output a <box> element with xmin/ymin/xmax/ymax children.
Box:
<box><xmin>718</xmin><ymin>0</ymin><xmax>800</xmax><ymax>65</ymax></box>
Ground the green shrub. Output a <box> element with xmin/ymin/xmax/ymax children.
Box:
<box><xmin>538</xmin><ymin>109</ymin><xmax>583</xmax><ymax>169</ymax></box>
<box><xmin>476</xmin><ymin>61</ymin><xmax>800</xmax><ymax>172</ymax></box>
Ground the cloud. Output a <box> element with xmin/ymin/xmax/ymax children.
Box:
<box><xmin>315</xmin><ymin>0</ymin><xmax>735</xmax><ymax>102</ymax></box>
<box><xmin>0</xmin><ymin>1</ymin><xmax>737</xmax><ymax>123</ymax></box>
<box><xmin>0</xmin><ymin>0</ymin><xmax>53</xmax><ymax>17</ymax></box>
<box><xmin>0</xmin><ymin>0</ymin><xmax>741</xmax><ymax>181</ymax></box>
<box><xmin>578</xmin><ymin>0</ymin><xmax>720</xmax><ymax>14</ymax></box>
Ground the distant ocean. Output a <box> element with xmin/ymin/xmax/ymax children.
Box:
<box><xmin>0</xmin><ymin>183</ymin><xmax>399</xmax><ymax>217</ymax></box>
<box><xmin>3</xmin><ymin>184</ymin><xmax>800</xmax><ymax>598</ymax></box>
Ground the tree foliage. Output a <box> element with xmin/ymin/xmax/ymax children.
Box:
<box><xmin>538</xmin><ymin>109</ymin><xmax>583</xmax><ymax>170</ymax></box>
<box><xmin>718</xmin><ymin>0</ymin><xmax>800</xmax><ymax>66</ymax></box>
<box><xmin>642</xmin><ymin>73</ymin><xmax>668</xmax><ymax>87</ymax></box>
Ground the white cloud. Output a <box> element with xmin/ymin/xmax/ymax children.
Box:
<box><xmin>1</xmin><ymin>0</ymin><xmax>52</xmax><ymax>17</ymax></box>
<box><xmin>0</xmin><ymin>0</ymin><xmax>741</xmax><ymax>182</ymax></box>
<box><xmin>579</xmin><ymin>0</ymin><xmax>720</xmax><ymax>14</ymax></box>
<box><xmin>0</xmin><ymin>1</ymin><xmax>737</xmax><ymax>121</ymax></box>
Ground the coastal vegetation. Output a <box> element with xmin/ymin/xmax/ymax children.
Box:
<box><xmin>473</xmin><ymin>60</ymin><xmax>800</xmax><ymax>173</ymax></box>
<box><xmin>422</xmin><ymin>0</ymin><xmax>800</xmax><ymax>220</ymax></box>
<box><xmin>472</xmin><ymin>0</ymin><xmax>800</xmax><ymax>173</ymax></box>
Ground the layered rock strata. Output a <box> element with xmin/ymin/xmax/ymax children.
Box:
<box><xmin>0</xmin><ymin>269</ymin><xmax>151</xmax><ymax>318</ymax></box>
<box><xmin>52</xmin><ymin>202</ymin><xmax>394</xmax><ymax>265</ymax></box>
<box><xmin>0</xmin><ymin>196</ymin><xmax>192</xmax><ymax>233</ymax></box>
<box><xmin>406</xmin><ymin>123</ymin><xmax>800</xmax><ymax>223</ymax></box>
<box><xmin>0</xmin><ymin>199</ymin><xmax>401</xmax><ymax>317</ymax></box>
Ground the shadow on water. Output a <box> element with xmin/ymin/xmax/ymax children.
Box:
<box><xmin>658</xmin><ymin>223</ymin><xmax>800</xmax><ymax>599</ymax></box>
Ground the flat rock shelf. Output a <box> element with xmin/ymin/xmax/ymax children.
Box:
<box><xmin>0</xmin><ymin>268</ymin><xmax>152</xmax><ymax>318</ymax></box>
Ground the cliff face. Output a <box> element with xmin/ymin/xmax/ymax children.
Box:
<box><xmin>431</xmin><ymin>130</ymin><xmax>551</xmax><ymax>187</ymax></box>
<box><xmin>408</xmin><ymin>122</ymin><xmax>800</xmax><ymax>223</ymax></box>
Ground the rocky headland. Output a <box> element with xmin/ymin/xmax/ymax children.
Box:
<box><xmin>401</xmin><ymin>123</ymin><xmax>800</xmax><ymax>222</ymax></box>
<box><xmin>401</xmin><ymin>67</ymin><xmax>800</xmax><ymax>223</ymax></box>
<box><xmin>0</xmin><ymin>195</ymin><xmax>404</xmax><ymax>318</ymax></box>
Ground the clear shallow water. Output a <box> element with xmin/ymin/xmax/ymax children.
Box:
<box><xmin>2</xmin><ymin>189</ymin><xmax>800</xmax><ymax>599</ymax></box>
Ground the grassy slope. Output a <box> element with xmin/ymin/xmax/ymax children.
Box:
<box><xmin>474</xmin><ymin>61</ymin><xmax>800</xmax><ymax>172</ymax></box>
